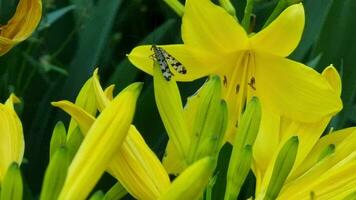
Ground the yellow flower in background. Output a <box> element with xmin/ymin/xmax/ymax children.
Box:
<box><xmin>253</xmin><ymin>66</ymin><xmax>356</xmax><ymax>199</ymax></box>
<box><xmin>0</xmin><ymin>94</ymin><xmax>24</xmax><ymax>183</ymax></box>
<box><xmin>128</xmin><ymin>0</ymin><xmax>342</xmax><ymax>142</ymax></box>
<box><xmin>0</xmin><ymin>0</ymin><xmax>42</xmax><ymax>55</ymax></box>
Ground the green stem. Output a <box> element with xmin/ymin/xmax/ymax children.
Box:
<box><xmin>219</xmin><ymin>0</ymin><xmax>237</xmax><ymax>19</ymax></box>
<box><xmin>163</xmin><ymin>0</ymin><xmax>184</xmax><ymax>17</ymax></box>
<box><xmin>263</xmin><ymin>0</ymin><xmax>288</xmax><ymax>28</ymax></box>
<box><xmin>241</xmin><ymin>0</ymin><xmax>255</xmax><ymax>32</ymax></box>
<box><xmin>17</xmin><ymin>43</ymin><xmax>35</xmax><ymax>90</ymax></box>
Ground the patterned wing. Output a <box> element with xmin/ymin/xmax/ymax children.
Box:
<box><xmin>157</xmin><ymin>47</ymin><xmax>187</xmax><ymax>74</ymax></box>
<box><xmin>151</xmin><ymin>45</ymin><xmax>173</xmax><ymax>81</ymax></box>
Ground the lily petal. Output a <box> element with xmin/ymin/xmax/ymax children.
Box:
<box><xmin>0</xmin><ymin>95</ymin><xmax>24</xmax><ymax>182</ymax></box>
<box><xmin>108</xmin><ymin>126</ymin><xmax>171</xmax><ymax>200</ymax></box>
<box><xmin>128</xmin><ymin>45</ymin><xmax>229</xmax><ymax>81</ymax></box>
<box><xmin>321</xmin><ymin>65</ymin><xmax>342</xmax><ymax>96</ymax></box>
<box><xmin>0</xmin><ymin>0</ymin><xmax>42</xmax><ymax>55</ymax></box>
<box><xmin>58</xmin><ymin>83</ymin><xmax>142</xmax><ymax>200</ymax></box>
<box><xmin>254</xmin><ymin>52</ymin><xmax>342</xmax><ymax>123</ymax></box>
<box><xmin>250</xmin><ymin>3</ymin><xmax>304</xmax><ymax>57</ymax></box>
<box><xmin>292</xmin><ymin>127</ymin><xmax>356</xmax><ymax>179</ymax></box>
<box><xmin>182</xmin><ymin>0</ymin><xmax>248</xmax><ymax>52</ymax></box>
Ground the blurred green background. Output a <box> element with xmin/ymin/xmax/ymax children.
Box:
<box><xmin>0</xmin><ymin>0</ymin><xmax>355</xmax><ymax>199</ymax></box>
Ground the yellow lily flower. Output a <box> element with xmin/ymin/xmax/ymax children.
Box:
<box><xmin>54</xmin><ymin>69</ymin><xmax>218</xmax><ymax>200</ymax></box>
<box><xmin>0</xmin><ymin>94</ymin><xmax>24</xmax><ymax>183</ymax></box>
<box><xmin>254</xmin><ymin>66</ymin><xmax>355</xmax><ymax>199</ymax></box>
<box><xmin>56</xmin><ymin>82</ymin><xmax>142</xmax><ymax>200</ymax></box>
<box><xmin>128</xmin><ymin>0</ymin><xmax>342</xmax><ymax>141</ymax></box>
<box><xmin>53</xmin><ymin>69</ymin><xmax>170</xmax><ymax>200</ymax></box>
<box><xmin>0</xmin><ymin>0</ymin><xmax>42</xmax><ymax>55</ymax></box>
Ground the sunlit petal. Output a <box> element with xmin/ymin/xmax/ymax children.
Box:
<box><xmin>255</xmin><ymin>52</ymin><xmax>342</xmax><ymax>123</ymax></box>
<box><xmin>250</xmin><ymin>4</ymin><xmax>304</xmax><ymax>57</ymax></box>
<box><xmin>128</xmin><ymin>44</ymin><xmax>234</xmax><ymax>81</ymax></box>
<box><xmin>182</xmin><ymin>0</ymin><xmax>248</xmax><ymax>52</ymax></box>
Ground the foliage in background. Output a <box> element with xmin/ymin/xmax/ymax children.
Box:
<box><xmin>0</xmin><ymin>0</ymin><xmax>355</xmax><ymax>199</ymax></box>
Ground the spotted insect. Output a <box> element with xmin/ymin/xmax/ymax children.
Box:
<box><xmin>151</xmin><ymin>45</ymin><xmax>187</xmax><ymax>81</ymax></box>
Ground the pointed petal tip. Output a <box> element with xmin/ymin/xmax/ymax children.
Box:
<box><xmin>290</xmin><ymin>136</ymin><xmax>299</xmax><ymax>144</ymax></box>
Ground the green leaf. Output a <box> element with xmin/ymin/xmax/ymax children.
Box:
<box><xmin>38</xmin><ymin>5</ymin><xmax>76</xmax><ymax>31</ymax></box>
<box><xmin>61</xmin><ymin>0</ymin><xmax>123</xmax><ymax>100</ymax></box>
<box><xmin>313</xmin><ymin>0</ymin><xmax>356</xmax><ymax>129</ymax></box>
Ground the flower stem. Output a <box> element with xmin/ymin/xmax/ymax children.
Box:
<box><xmin>263</xmin><ymin>0</ymin><xmax>301</xmax><ymax>28</ymax></box>
<box><xmin>241</xmin><ymin>0</ymin><xmax>255</xmax><ymax>32</ymax></box>
<box><xmin>219</xmin><ymin>0</ymin><xmax>237</xmax><ymax>19</ymax></box>
<box><xmin>163</xmin><ymin>0</ymin><xmax>184</xmax><ymax>17</ymax></box>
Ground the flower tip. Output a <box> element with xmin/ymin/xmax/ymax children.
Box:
<box><xmin>9</xmin><ymin>94</ymin><xmax>21</xmax><ymax>104</ymax></box>
<box><xmin>124</xmin><ymin>82</ymin><xmax>144</xmax><ymax>94</ymax></box>
<box><xmin>51</xmin><ymin>101</ymin><xmax>67</xmax><ymax>108</ymax></box>
<box><xmin>210</xmin><ymin>75</ymin><xmax>221</xmax><ymax>82</ymax></box>
<box><xmin>290</xmin><ymin>136</ymin><xmax>299</xmax><ymax>144</ymax></box>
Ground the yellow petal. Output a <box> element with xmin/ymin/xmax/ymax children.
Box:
<box><xmin>253</xmin><ymin>105</ymin><xmax>280</xmax><ymax>191</ymax></box>
<box><xmin>92</xmin><ymin>69</ymin><xmax>110</xmax><ymax>112</ymax></box>
<box><xmin>279</xmin><ymin>157</ymin><xmax>356</xmax><ymax>200</ymax></box>
<box><xmin>159</xmin><ymin>157</ymin><xmax>216</xmax><ymax>200</ymax></box>
<box><xmin>162</xmin><ymin>140</ymin><xmax>185</xmax><ymax>175</ymax></box>
<box><xmin>280</xmin><ymin>129</ymin><xmax>356</xmax><ymax>198</ymax></box>
<box><xmin>51</xmin><ymin>100</ymin><xmax>95</xmax><ymax>134</ymax></box>
<box><xmin>322</xmin><ymin>64</ymin><xmax>342</xmax><ymax>96</ymax></box>
<box><xmin>104</xmin><ymin>85</ymin><xmax>115</xmax><ymax>101</ymax></box>
<box><xmin>108</xmin><ymin>126</ymin><xmax>171</xmax><ymax>200</ymax></box>
<box><xmin>128</xmin><ymin>44</ymin><xmax>231</xmax><ymax>81</ymax></box>
<box><xmin>182</xmin><ymin>0</ymin><xmax>248</xmax><ymax>52</ymax></box>
<box><xmin>281</xmin><ymin>117</ymin><xmax>331</xmax><ymax>177</ymax></box>
<box><xmin>292</xmin><ymin>127</ymin><xmax>356</xmax><ymax>179</ymax></box>
<box><xmin>153</xmin><ymin>60</ymin><xmax>190</xmax><ymax>162</ymax></box>
<box><xmin>58</xmin><ymin>82</ymin><xmax>142</xmax><ymax>200</ymax></box>
<box><xmin>0</xmin><ymin>95</ymin><xmax>24</xmax><ymax>183</ymax></box>
<box><xmin>54</xmin><ymin>86</ymin><xmax>171</xmax><ymax>200</ymax></box>
<box><xmin>0</xmin><ymin>0</ymin><xmax>42</xmax><ymax>55</ymax></box>
<box><xmin>250</xmin><ymin>3</ymin><xmax>304</xmax><ymax>57</ymax></box>
<box><xmin>254</xmin><ymin>52</ymin><xmax>342</xmax><ymax>123</ymax></box>
<box><xmin>67</xmin><ymin>77</ymin><xmax>97</xmax><ymax>136</ymax></box>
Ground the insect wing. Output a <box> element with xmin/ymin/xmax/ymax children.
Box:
<box><xmin>158</xmin><ymin>47</ymin><xmax>187</xmax><ymax>74</ymax></box>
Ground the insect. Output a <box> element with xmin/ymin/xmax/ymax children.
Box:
<box><xmin>151</xmin><ymin>45</ymin><xmax>187</xmax><ymax>81</ymax></box>
<box><xmin>248</xmin><ymin>77</ymin><xmax>256</xmax><ymax>90</ymax></box>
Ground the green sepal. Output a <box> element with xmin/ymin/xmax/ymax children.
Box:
<box><xmin>233</xmin><ymin>97</ymin><xmax>262</xmax><ymax>154</ymax></box>
<box><xmin>317</xmin><ymin>144</ymin><xmax>335</xmax><ymax>162</ymax></box>
<box><xmin>1</xmin><ymin>162</ymin><xmax>23</xmax><ymax>200</ymax></box>
<box><xmin>66</xmin><ymin>127</ymin><xmax>84</xmax><ymax>161</ymax></box>
<box><xmin>49</xmin><ymin>121</ymin><xmax>67</xmax><ymax>159</ymax></box>
<box><xmin>40</xmin><ymin>146</ymin><xmax>70</xmax><ymax>200</ymax></box>
<box><xmin>225</xmin><ymin>144</ymin><xmax>253</xmax><ymax>200</ymax></box>
<box><xmin>104</xmin><ymin>182</ymin><xmax>127</xmax><ymax>200</ymax></box>
<box><xmin>89</xmin><ymin>191</ymin><xmax>104</xmax><ymax>200</ymax></box>
<box><xmin>265</xmin><ymin>136</ymin><xmax>299</xmax><ymax>200</ymax></box>
<box><xmin>189</xmin><ymin>76</ymin><xmax>228</xmax><ymax>163</ymax></box>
